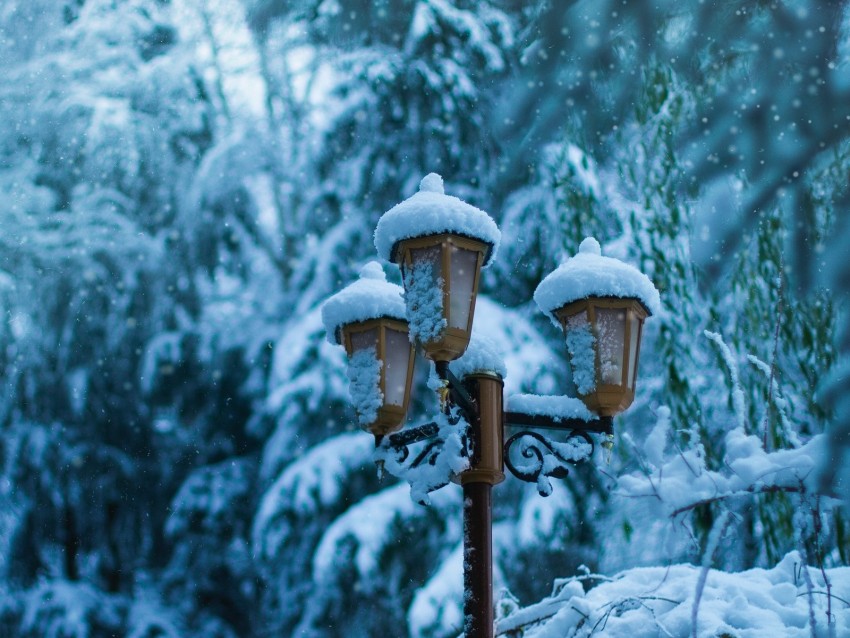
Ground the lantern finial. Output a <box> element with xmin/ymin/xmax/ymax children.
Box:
<box><xmin>359</xmin><ymin>261</ymin><xmax>387</xmax><ymax>281</ymax></box>
<box><xmin>419</xmin><ymin>173</ymin><xmax>445</xmax><ymax>194</ymax></box>
<box><xmin>579</xmin><ymin>236</ymin><xmax>601</xmax><ymax>256</ymax></box>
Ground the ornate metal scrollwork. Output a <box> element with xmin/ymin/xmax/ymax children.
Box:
<box><xmin>375</xmin><ymin>417</ymin><xmax>473</xmax><ymax>502</ymax></box>
<box><xmin>504</xmin><ymin>430</ymin><xmax>594</xmax><ymax>496</ymax></box>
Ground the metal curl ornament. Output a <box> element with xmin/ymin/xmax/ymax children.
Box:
<box><xmin>504</xmin><ymin>430</ymin><xmax>594</xmax><ymax>496</ymax></box>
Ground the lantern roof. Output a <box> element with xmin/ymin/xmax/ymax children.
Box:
<box><xmin>321</xmin><ymin>261</ymin><xmax>407</xmax><ymax>345</ymax></box>
<box><xmin>374</xmin><ymin>173</ymin><xmax>501</xmax><ymax>267</ymax></box>
<box><xmin>533</xmin><ymin>237</ymin><xmax>661</xmax><ymax>324</ymax></box>
<box><xmin>448</xmin><ymin>330</ymin><xmax>506</xmax><ymax>380</ymax></box>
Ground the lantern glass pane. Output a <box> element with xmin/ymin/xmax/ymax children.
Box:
<box><xmin>350</xmin><ymin>328</ymin><xmax>379</xmax><ymax>352</ymax></box>
<box><xmin>448</xmin><ymin>246</ymin><xmax>478</xmax><ymax>329</ymax></box>
<box><xmin>410</xmin><ymin>245</ymin><xmax>442</xmax><ymax>275</ymax></box>
<box><xmin>631</xmin><ymin>317</ymin><xmax>643</xmax><ymax>389</ymax></box>
<box><xmin>383</xmin><ymin>328</ymin><xmax>411</xmax><ymax>406</ymax></box>
<box><xmin>595</xmin><ymin>307</ymin><xmax>627</xmax><ymax>385</ymax></box>
<box><xmin>627</xmin><ymin>312</ymin><xmax>641</xmax><ymax>389</ymax></box>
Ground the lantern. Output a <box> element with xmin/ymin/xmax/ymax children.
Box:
<box><xmin>394</xmin><ymin>233</ymin><xmax>488</xmax><ymax>361</ymax></box>
<box><xmin>374</xmin><ymin>173</ymin><xmax>500</xmax><ymax>362</ymax></box>
<box><xmin>322</xmin><ymin>262</ymin><xmax>415</xmax><ymax>437</ymax></box>
<box><xmin>340</xmin><ymin>316</ymin><xmax>415</xmax><ymax>435</ymax></box>
<box><xmin>553</xmin><ymin>297</ymin><xmax>649</xmax><ymax>416</ymax></box>
<box><xmin>534</xmin><ymin>237</ymin><xmax>660</xmax><ymax>417</ymax></box>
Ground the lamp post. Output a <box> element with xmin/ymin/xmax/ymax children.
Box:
<box><xmin>321</xmin><ymin>174</ymin><xmax>660</xmax><ymax>638</ymax></box>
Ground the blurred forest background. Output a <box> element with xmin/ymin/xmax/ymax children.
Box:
<box><xmin>0</xmin><ymin>0</ymin><xmax>848</xmax><ymax>636</ymax></box>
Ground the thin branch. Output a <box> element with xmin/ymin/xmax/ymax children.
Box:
<box><xmin>763</xmin><ymin>255</ymin><xmax>785</xmax><ymax>450</ymax></box>
<box><xmin>796</xmin><ymin>591</ymin><xmax>850</xmax><ymax>608</ymax></box>
<box><xmin>692</xmin><ymin>510</ymin><xmax>732</xmax><ymax>638</ymax></box>
<box><xmin>670</xmin><ymin>485</ymin><xmax>802</xmax><ymax>518</ymax></box>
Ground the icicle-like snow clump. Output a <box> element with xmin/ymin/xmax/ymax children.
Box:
<box><xmin>321</xmin><ymin>261</ymin><xmax>406</xmax><ymax>345</ymax></box>
<box><xmin>374</xmin><ymin>172</ymin><xmax>501</xmax><ymax>266</ymax></box>
<box><xmin>564</xmin><ymin>312</ymin><xmax>596</xmax><ymax>394</ymax></box>
<box><xmin>403</xmin><ymin>259</ymin><xmax>447</xmax><ymax>343</ymax></box>
<box><xmin>533</xmin><ymin>237</ymin><xmax>661</xmax><ymax>324</ymax></box>
<box><xmin>346</xmin><ymin>347</ymin><xmax>383</xmax><ymax>428</ymax></box>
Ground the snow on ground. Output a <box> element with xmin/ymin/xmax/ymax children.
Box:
<box><xmin>498</xmin><ymin>551</ymin><xmax>849</xmax><ymax>637</ymax></box>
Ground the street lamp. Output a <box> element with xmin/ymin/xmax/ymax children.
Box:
<box><xmin>323</xmin><ymin>174</ymin><xmax>660</xmax><ymax>638</ymax></box>
<box><xmin>375</xmin><ymin>172</ymin><xmax>499</xmax><ymax>362</ymax></box>
<box><xmin>533</xmin><ymin>236</ymin><xmax>659</xmax><ymax>416</ymax></box>
<box><xmin>321</xmin><ymin>261</ymin><xmax>415</xmax><ymax>438</ymax></box>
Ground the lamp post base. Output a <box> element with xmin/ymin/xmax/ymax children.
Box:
<box><xmin>463</xmin><ymin>482</ymin><xmax>493</xmax><ymax>638</ymax></box>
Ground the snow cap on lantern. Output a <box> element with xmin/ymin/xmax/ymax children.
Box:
<box><xmin>533</xmin><ymin>237</ymin><xmax>661</xmax><ymax>322</ymax></box>
<box><xmin>374</xmin><ymin>173</ymin><xmax>501</xmax><ymax>267</ymax></box>
<box><xmin>533</xmin><ymin>237</ymin><xmax>661</xmax><ymax>417</ymax></box>
<box><xmin>374</xmin><ymin>173</ymin><xmax>500</xmax><ymax>362</ymax></box>
<box><xmin>321</xmin><ymin>261</ymin><xmax>406</xmax><ymax>345</ymax></box>
<box><xmin>321</xmin><ymin>262</ymin><xmax>414</xmax><ymax>436</ymax></box>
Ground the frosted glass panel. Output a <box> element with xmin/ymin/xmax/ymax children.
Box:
<box><xmin>448</xmin><ymin>246</ymin><xmax>478</xmax><ymax>329</ymax></box>
<box><xmin>630</xmin><ymin>316</ymin><xmax>642</xmax><ymax>389</ymax></box>
<box><xmin>627</xmin><ymin>313</ymin><xmax>640</xmax><ymax>389</ymax></box>
<box><xmin>595</xmin><ymin>307</ymin><xmax>626</xmax><ymax>385</ymax></box>
<box><xmin>383</xmin><ymin>328</ymin><xmax>411</xmax><ymax>406</ymax></box>
<box><xmin>350</xmin><ymin>328</ymin><xmax>378</xmax><ymax>353</ymax></box>
<box><xmin>409</xmin><ymin>245</ymin><xmax>441</xmax><ymax>276</ymax></box>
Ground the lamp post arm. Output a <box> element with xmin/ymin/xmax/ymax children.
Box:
<box><xmin>385</xmin><ymin>422</ymin><xmax>440</xmax><ymax>449</ymax></box>
<box><xmin>504</xmin><ymin>412</ymin><xmax>613</xmax><ymax>435</ymax></box>
<box><xmin>435</xmin><ymin>361</ymin><xmax>478</xmax><ymax>418</ymax></box>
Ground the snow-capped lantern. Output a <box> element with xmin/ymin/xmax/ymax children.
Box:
<box><xmin>321</xmin><ymin>262</ymin><xmax>416</xmax><ymax>437</ymax></box>
<box><xmin>374</xmin><ymin>173</ymin><xmax>500</xmax><ymax>362</ymax></box>
<box><xmin>534</xmin><ymin>238</ymin><xmax>661</xmax><ymax>417</ymax></box>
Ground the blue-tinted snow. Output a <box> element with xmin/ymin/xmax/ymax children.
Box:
<box><xmin>321</xmin><ymin>261</ymin><xmax>407</xmax><ymax>345</ymax></box>
<box><xmin>312</xmin><ymin>482</ymin><xmax>460</xmax><ymax>582</ymax></box>
<box><xmin>499</xmin><ymin>551</ymin><xmax>849</xmax><ymax>637</ymax></box>
<box><xmin>448</xmin><ymin>330</ymin><xmax>506</xmax><ymax>380</ymax></box>
<box><xmin>374</xmin><ymin>173</ymin><xmax>501</xmax><ymax>266</ymax></box>
<box><xmin>506</xmin><ymin>394</ymin><xmax>594</xmax><ymax>421</ymax></box>
<box><xmin>346</xmin><ymin>347</ymin><xmax>383</xmax><ymax>428</ymax></box>
<box><xmin>403</xmin><ymin>258</ymin><xmax>447</xmax><ymax>344</ymax></box>
<box><xmin>534</xmin><ymin>237</ymin><xmax>662</xmax><ymax>322</ymax></box>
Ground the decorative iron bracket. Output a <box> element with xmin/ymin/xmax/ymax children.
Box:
<box><xmin>503</xmin><ymin>429</ymin><xmax>594</xmax><ymax>496</ymax></box>
<box><xmin>502</xmin><ymin>414</ymin><xmax>609</xmax><ymax>495</ymax></box>
<box><xmin>377</xmin><ymin>365</ymin><xmax>612</xmax><ymax>498</ymax></box>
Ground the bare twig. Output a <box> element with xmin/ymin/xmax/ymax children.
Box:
<box><xmin>763</xmin><ymin>257</ymin><xmax>785</xmax><ymax>450</ymax></box>
<box><xmin>692</xmin><ymin>510</ymin><xmax>732</xmax><ymax>638</ymax></box>
<box><xmin>670</xmin><ymin>484</ymin><xmax>802</xmax><ymax>518</ymax></box>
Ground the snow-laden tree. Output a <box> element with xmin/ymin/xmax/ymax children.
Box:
<box><xmin>1</xmin><ymin>0</ymin><xmax>848</xmax><ymax>636</ymax></box>
<box><xmin>0</xmin><ymin>1</ymin><xmax>266</xmax><ymax>634</ymax></box>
